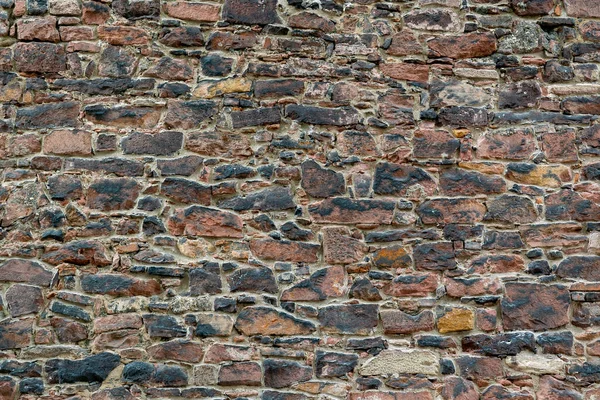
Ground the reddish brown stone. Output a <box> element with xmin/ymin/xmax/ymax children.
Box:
<box><xmin>536</xmin><ymin>376</ymin><xmax>581</xmax><ymax>400</ymax></box>
<box><xmin>164</xmin><ymin>2</ymin><xmax>221</xmax><ymax>22</ymax></box>
<box><xmin>222</xmin><ymin>0</ymin><xmax>280</xmax><ymax>25</ymax></box>
<box><xmin>541</xmin><ymin>129</ymin><xmax>578</xmax><ymax>162</ymax></box>
<box><xmin>501</xmin><ymin>283</ymin><xmax>570</xmax><ymax>331</ymax></box>
<box><xmin>380</xmin><ymin>63</ymin><xmax>429</xmax><ymax>83</ymax></box>
<box><xmin>467</xmin><ymin>254</ymin><xmax>525</xmax><ymax>274</ymax></box>
<box><xmin>322</xmin><ymin>226</ymin><xmax>366</xmax><ymax>264</ymax></box>
<box><xmin>441</xmin><ymin>376</ymin><xmax>479</xmax><ymax>400</ymax></box>
<box><xmin>249</xmin><ymin>238</ymin><xmax>319</xmax><ymax>262</ymax></box>
<box><xmin>281</xmin><ymin>266</ymin><xmax>345</xmax><ymax>301</ymax></box>
<box><xmin>98</xmin><ymin>25</ymin><xmax>149</xmax><ymax>45</ymax></box>
<box><xmin>87</xmin><ymin>178</ymin><xmax>140</xmax><ymax>211</ymax></box>
<box><xmin>6</xmin><ymin>284</ymin><xmax>44</xmax><ymax>317</ymax></box>
<box><xmin>148</xmin><ymin>340</ymin><xmax>204</xmax><ymax>363</ymax></box>
<box><xmin>445</xmin><ymin>277</ymin><xmax>501</xmax><ymax>297</ymax></box>
<box><xmin>234</xmin><ymin>306</ymin><xmax>316</xmax><ymax>336</ymax></box>
<box><xmin>440</xmin><ymin>168</ymin><xmax>506</xmax><ymax>196</ymax></box>
<box><xmin>204</xmin><ymin>343</ymin><xmax>257</xmax><ymax>363</ymax></box>
<box><xmin>17</xmin><ymin>17</ymin><xmax>60</xmax><ymax>42</ymax></box>
<box><xmin>383</xmin><ymin>273</ymin><xmax>439</xmax><ymax>297</ymax></box>
<box><xmin>318</xmin><ymin>304</ymin><xmax>379</xmax><ymax>335</ymax></box>
<box><xmin>94</xmin><ymin>314</ymin><xmax>142</xmax><ymax>333</ymax></box>
<box><xmin>387</xmin><ymin>30</ymin><xmax>423</xmax><ymax>56</ymax></box>
<box><xmin>0</xmin><ymin>259</ymin><xmax>53</xmax><ymax>287</ymax></box>
<box><xmin>43</xmin><ymin>130</ymin><xmax>92</xmax><ymax>156</ymax></box>
<box><xmin>381</xmin><ymin>310</ymin><xmax>434</xmax><ymax>334</ymax></box>
<box><xmin>545</xmin><ymin>188</ymin><xmax>600</xmax><ymax>221</ymax></box>
<box><xmin>14</xmin><ymin>42</ymin><xmax>67</xmax><ymax>73</ymax></box>
<box><xmin>372</xmin><ymin>245</ymin><xmax>412</xmax><ymax>269</ymax></box>
<box><xmin>413</xmin><ymin>129</ymin><xmax>460</xmax><ymax>159</ymax></box>
<box><xmin>289</xmin><ymin>12</ymin><xmax>335</xmax><ymax>32</ymax></box>
<box><xmin>81</xmin><ymin>274</ymin><xmax>162</xmax><ymax>297</ymax></box>
<box><xmin>505</xmin><ymin>163</ymin><xmax>571</xmax><ymax>188</ymax></box>
<box><xmin>0</xmin><ymin>318</ymin><xmax>33</xmax><ymax>350</ymax></box>
<box><xmin>309</xmin><ymin>198</ymin><xmax>395</xmax><ymax>225</ymax></box>
<box><xmin>428</xmin><ymin>32</ymin><xmax>497</xmax><ymax>59</ymax></box>
<box><xmin>168</xmin><ymin>205</ymin><xmax>244</xmax><ymax>238</ymax></box>
<box><xmin>417</xmin><ymin>198</ymin><xmax>486</xmax><ymax>224</ymax></box>
<box><xmin>301</xmin><ymin>159</ymin><xmax>345</xmax><ymax>198</ymax></box>
<box><xmin>51</xmin><ymin>317</ymin><xmax>89</xmax><ymax>343</ymax></box>
<box><xmin>564</xmin><ymin>0</ymin><xmax>600</xmax><ymax>18</ymax></box>
<box><xmin>218</xmin><ymin>362</ymin><xmax>262</xmax><ymax>386</ymax></box>
<box><xmin>41</xmin><ymin>240</ymin><xmax>111</xmax><ymax>266</ymax></box>
<box><xmin>186</xmin><ymin>131</ymin><xmax>252</xmax><ymax>157</ymax></box>
<box><xmin>373</xmin><ymin>162</ymin><xmax>436</xmax><ymax>198</ymax></box>
<box><xmin>264</xmin><ymin>359</ymin><xmax>312</xmax><ymax>388</ymax></box>
<box><xmin>476</xmin><ymin>128</ymin><xmax>536</xmax><ymax>160</ymax></box>
<box><xmin>520</xmin><ymin>222</ymin><xmax>587</xmax><ymax>248</ymax></box>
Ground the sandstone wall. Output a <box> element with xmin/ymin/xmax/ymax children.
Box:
<box><xmin>0</xmin><ymin>0</ymin><xmax>599</xmax><ymax>398</ymax></box>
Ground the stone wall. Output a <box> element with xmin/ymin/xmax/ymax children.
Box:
<box><xmin>0</xmin><ymin>0</ymin><xmax>599</xmax><ymax>398</ymax></box>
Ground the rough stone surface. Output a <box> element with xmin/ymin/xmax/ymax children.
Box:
<box><xmin>0</xmin><ymin>2</ymin><xmax>594</xmax><ymax>398</ymax></box>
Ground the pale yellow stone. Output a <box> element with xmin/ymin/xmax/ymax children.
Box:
<box><xmin>359</xmin><ymin>349</ymin><xmax>439</xmax><ymax>376</ymax></box>
<box><xmin>452</xmin><ymin>128</ymin><xmax>470</xmax><ymax>138</ymax></box>
<box><xmin>193</xmin><ymin>77</ymin><xmax>252</xmax><ymax>99</ymax></box>
<box><xmin>437</xmin><ymin>308</ymin><xmax>474</xmax><ymax>333</ymax></box>
<box><xmin>177</xmin><ymin>237</ymin><xmax>214</xmax><ymax>258</ymax></box>
<box><xmin>507</xmin><ymin>353</ymin><xmax>566</xmax><ymax>375</ymax></box>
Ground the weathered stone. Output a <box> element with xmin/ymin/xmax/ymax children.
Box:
<box><xmin>380</xmin><ymin>62</ymin><xmax>429</xmax><ymax>83</ymax></box>
<box><xmin>564</xmin><ymin>0</ymin><xmax>600</xmax><ymax>17</ymax></box>
<box><xmin>87</xmin><ymin>178</ymin><xmax>140</xmax><ymax>211</ymax></box>
<box><xmin>44</xmin><ymin>130</ymin><xmax>92</xmax><ymax>156</ymax></box>
<box><xmin>301</xmin><ymin>160</ymin><xmax>345</xmax><ymax>198</ymax></box>
<box><xmin>0</xmin><ymin>259</ymin><xmax>53</xmax><ymax>287</ymax></box>
<box><xmin>223</xmin><ymin>0</ymin><xmax>280</xmax><ymax>25</ymax></box>
<box><xmin>383</xmin><ymin>274</ymin><xmax>439</xmax><ymax>297</ymax></box>
<box><xmin>413</xmin><ymin>129</ymin><xmax>460</xmax><ymax>159</ymax></box>
<box><xmin>359</xmin><ymin>350</ymin><xmax>439</xmax><ymax>376</ymax></box>
<box><xmin>499</xmin><ymin>81</ymin><xmax>541</xmax><ymax>109</ymax></box>
<box><xmin>0</xmin><ymin>318</ymin><xmax>33</xmax><ymax>350</ymax></box>
<box><xmin>121</xmin><ymin>131</ymin><xmax>183</xmax><ymax>156</ymax></box>
<box><xmin>322</xmin><ymin>226</ymin><xmax>366</xmax><ymax>264</ymax></box>
<box><xmin>510</xmin><ymin>0</ymin><xmax>554</xmax><ymax>15</ymax></box>
<box><xmin>505</xmin><ymin>163</ymin><xmax>571</xmax><ymax>188</ymax></box>
<box><xmin>264</xmin><ymin>359</ymin><xmax>312</xmax><ymax>388</ymax></box>
<box><xmin>309</xmin><ymin>198</ymin><xmax>396</xmax><ymax>225</ymax></box>
<box><xmin>164</xmin><ymin>1</ymin><xmax>220</xmax><ymax>21</ymax></box>
<box><xmin>161</xmin><ymin>177</ymin><xmax>211</xmax><ymax>205</ymax></box>
<box><xmin>318</xmin><ymin>304</ymin><xmax>379</xmax><ymax>335</ymax></box>
<box><xmin>373</xmin><ymin>162</ymin><xmax>436</xmax><ymax>198</ymax></box>
<box><xmin>372</xmin><ymin>245</ymin><xmax>412</xmax><ymax>269</ymax></box>
<box><xmin>501</xmin><ymin>283</ymin><xmax>570</xmax><ymax>331</ymax></box>
<box><xmin>427</xmin><ymin>32</ymin><xmax>497</xmax><ymax>59</ymax></box>
<box><xmin>235</xmin><ymin>307</ymin><xmax>316</xmax><ymax>336</ymax></box>
<box><xmin>16</xmin><ymin>102</ymin><xmax>79</xmax><ymax>129</ymax></box>
<box><xmin>430</xmin><ymin>79</ymin><xmax>491</xmax><ymax>108</ymax></box>
<box><xmin>231</xmin><ymin>107</ymin><xmax>281</xmax><ymax>128</ymax></box>
<box><xmin>143</xmin><ymin>314</ymin><xmax>186</xmax><ymax>338</ymax></box>
<box><xmin>98</xmin><ymin>46</ymin><xmax>137</xmax><ymax>78</ymax></box>
<box><xmin>82</xmin><ymin>274</ymin><xmax>161</xmax><ymax>297</ymax></box>
<box><xmin>545</xmin><ymin>188</ymin><xmax>600</xmax><ymax>221</ymax></box>
<box><xmin>14</xmin><ymin>43</ymin><xmax>67</xmax><ymax>73</ymax></box>
<box><xmin>462</xmin><ymin>332</ymin><xmax>535</xmax><ymax>357</ymax></box>
<box><xmin>381</xmin><ymin>310</ymin><xmax>434</xmax><ymax>334</ymax></box>
<box><xmin>98</xmin><ymin>25</ymin><xmax>149</xmax><ymax>45</ymax></box>
<box><xmin>417</xmin><ymin>198</ymin><xmax>486</xmax><ymax>224</ymax></box>
<box><xmin>441</xmin><ymin>377</ymin><xmax>478</xmax><ymax>400</ymax></box>
<box><xmin>282</xmin><ymin>266</ymin><xmax>345</xmax><ymax>301</ymax></box>
<box><xmin>84</xmin><ymin>105</ymin><xmax>161</xmax><ymax>128</ymax></box>
<box><xmin>148</xmin><ymin>340</ymin><xmax>204</xmax><ymax>363</ymax></box>
<box><xmin>286</xmin><ymin>105</ymin><xmax>360</xmax><ymax>126</ymax></box>
<box><xmin>41</xmin><ymin>240</ymin><xmax>111</xmax><ymax>266</ymax></box>
<box><xmin>188</xmin><ymin>131</ymin><xmax>251</xmax><ymax>157</ymax></box>
<box><xmin>249</xmin><ymin>238</ymin><xmax>319</xmax><ymax>262</ymax></box>
<box><xmin>6</xmin><ymin>284</ymin><xmax>43</xmax><ymax>317</ymax></box>
<box><xmin>438</xmin><ymin>308</ymin><xmax>474</xmax><ymax>333</ymax></box>
<box><xmin>219</xmin><ymin>187</ymin><xmax>295</xmax><ymax>211</ymax></box>
<box><xmin>228</xmin><ymin>266</ymin><xmax>278</xmax><ymax>293</ymax></box>
<box><xmin>46</xmin><ymin>352</ymin><xmax>121</xmax><ymax>384</ymax></box>
<box><xmin>168</xmin><ymin>205</ymin><xmax>243</xmax><ymax>238</ymax></box>
<box><xmin>218</xmin><ymin>362</ymin><xmax>262</xmax><ymax>386</ymax></box>
<box><xmin>440</xmin><ymin>168</ymin><xmax>506</xmax><ymax>196</ymax></box>
<box><xmin>485</xmin><ymin>194</ymin><xmax>537</xmax><ymax>224</ymax></box>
